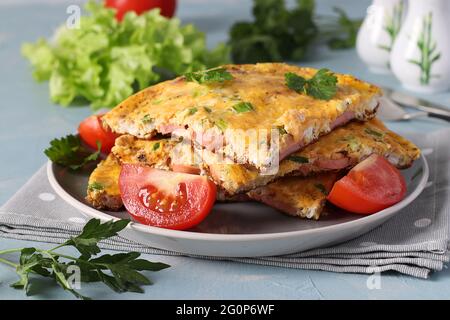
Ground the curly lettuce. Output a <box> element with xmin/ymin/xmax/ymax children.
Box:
<box><xmin>22</xmin><ymin>1</ymin><xmax>230</xmax><ymax>109</ymax></box>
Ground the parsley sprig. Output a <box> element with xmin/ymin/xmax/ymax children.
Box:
<box><xmin>285</xmin><ymin>68</ymin><xmax>338</xmax><ymax>100</ymax></box>
<box><xmin>88</xmin><ymin>182</ymin><xmax>104</xmax><ymax>191</ymax></box>
<box><xmin>44</xmin><ymin>134</ymin><xmax>101</xmax><ymax>170</ymax></box>
<box><xmin>287</xmin><ymin>155</ymin><xmax>309</xmax><ymax>163</ymax></box>
<box><xmin>0</xmin><ymin>219</ymin><xmax>169</xmax><ymax>300</ymax></box>
<box><xmin>364</xmin><ymin>128</ymin><xmax>384</xmax><ymax>139</ymax></box>
<box><xmin>315</xmin><ymin>183</ymin><xmax>328</xmax><ymax>195</ymax></box>
<box><xmin>215</xmin><ymin>118</ymin><xmax>228</xmax><ymax>132</ymax></box>
<box><xmin>185</xmin><ymin>67</ymin><xmax>234</xmax><ymax>84</ymax></box>
<box><xmin>232</xmin><ymin>102</ymin><xmax>254</xmax><ymax>113</ymax></box>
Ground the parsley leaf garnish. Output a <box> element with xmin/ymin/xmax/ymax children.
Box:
<box><xmin>152</xmin><ymin>99</ymin><xmax>164</xmax><ymax>105</ymax></box>
<box><xmin>142</xmin><ymin>114</ymin><xmax>154</xmax><ymax>124</ymax></box>
<box><xmin>185</xmin><ymin>67</ymin><xmax>234</xmax><ymax>84</ymax></box>
<box><xmin>285</xmin><ymin>72</ymin><xmax>307</xmax><ymax>92</ymax></box>
<box><xmin>0</xmin><ymin>219</ymin><xmax>169</xmax><ymax>300</ymax></box>
<box><xmin>287</xmin><ymin>155</ymin><xmax>309</xmax><ymax>163</ymax></box>
<box><xmin>187</xmin><ymin>107</ymin><xmax>198</xmax><ymax>115</ymax></box>
<box><xmin>341</xmin><ymin>135</ymin><xmax>360</xmax><ymax>152</ymax></box>
<box><xmin>65</xmin><ymin>219</ymin><xmax>130</xmax><ymax>259</ymax></box>
<box><xmin>315</xmin><ymin>183</ymin><xmax>328</xmax><ymax>195</ymax></box>
<box><xmin>364</xmin><ymin>128</ymin><xmax>384</xmax><ymax>139</ymax></box>
<box><xmin>232</xmin><ymin>102</ymin><xmax>254</xmax><ymax>113</ymax></box>
<box><xmin>44</xmin><ymin>135</ymin><xmax>101</xmax><ymax>170</ymax></box>
<box><xmin>152</xmin><ymin>142</ymin><xmax>161</xmax><ymax>151</ymax></box>
<box><xmin>277</xmin><ymin>125</ymin><xmax>288</xmax><ymax>135</ymax></box>
<box><xmin>285</xmin><ymin>68</ymin><xmax>338</xmax><ymax>100</ymax></box>
<box><xmin>215</xmin><ymin>118</ymin><xmax>228</xmax><ymax>132</ymax></box>
<box><xmin>88</xmin><ymin>182</ymin><xmax>104</xmax><ymax>191</ymax></box>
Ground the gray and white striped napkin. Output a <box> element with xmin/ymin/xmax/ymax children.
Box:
<box><xmin>1</xmin><ymin>128</ymin><xmax>449</xmax><ymax>279</ymax></box>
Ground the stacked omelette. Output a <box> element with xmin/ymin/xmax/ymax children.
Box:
<box><xmin>86</xmin><ymin>63</ymin><xmax>420</xmax><ymax>220</ymax></box>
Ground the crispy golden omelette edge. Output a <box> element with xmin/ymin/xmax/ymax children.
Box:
<box><xmin>86</xmin><ymin>154</ymin><xmax>123</xmax><ymax>211</ymax></box>
<box><xmin>102</xmin><ymin>63</ymin><xmax>382</xmax><ymax>170</ymax></box>
<box><xmin>248</xmin><ymin>173</ymin><xmax>340</xmax><ymax>220</ymax></box>
<box><xmin>86</xmin><ymin>138</ymin><xmax>245</xmax><ymax>210</ymax></box>
<box><xmin>112</xmin><ymin>135</ymin><xmax>176</xmax><ymax>170</ymax></box>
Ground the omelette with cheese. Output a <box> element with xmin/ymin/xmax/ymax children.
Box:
<box><xmin>109</xmin><ymin>118</ymin><xmax>420</xmax><ymax>196</ymax></box>
<box><xmin>87</xmin><ymin>119</ymin><xmax>420</xmax><ymax>216</ymax></box>
<box><xmin>86</xmin><ymin>63</ymin><xmax>420</xmax><ymax>221</ymax></box>
<box><xmin>248</xmin><ymin>173</ymin><xmax>340</xmax><ymax>220</ymax></box>
<box><xmin>102</xmin><ymin>63</ymin><xmax>382</xmax><ymax>170</ymax></box>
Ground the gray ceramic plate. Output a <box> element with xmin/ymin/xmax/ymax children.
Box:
<box><xmin>47</xmin><ymin>155</ymin><xmax>429</xmax><ymax>257</ymax></box>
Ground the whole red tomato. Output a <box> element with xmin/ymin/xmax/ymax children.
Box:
<box><xmin>78</xmin><ymin>114</ymin><xmax>119</xmax><ymax>154</ymax></box>
<box><xmin>105</xmin><ymin>0</ymin><xmax>177</xmax><ymax>21</ymax></box>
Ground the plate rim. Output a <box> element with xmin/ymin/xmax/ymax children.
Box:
<box><xmin>47</xmin><ymin>154</ymin><xmax>429</xmax><ymax>242</ymax></box>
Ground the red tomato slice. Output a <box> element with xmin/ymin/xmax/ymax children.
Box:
<box><xmin>105</xmin><ymin>0</ymin><xmax>177</xmax><ymax>21</ymax></box>
<box><xmin>78</xmin><ymin>114</ymin><xmax>118</xmax><ymax>154</ymax></box>
<box><xmin>327</xmin><ymin>154</ymin><xmax>407</xmax><ymax>214</ymax></box>
<box><xmin>119</xmin><ymin>164</ymin><xmax>216</xmax><ymax>230</ymax></box>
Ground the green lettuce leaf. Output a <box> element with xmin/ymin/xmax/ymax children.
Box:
<box><xmin>22</xmin><ymin>0</ymin><xmax>230</xmax><ymax>110</ymax></box>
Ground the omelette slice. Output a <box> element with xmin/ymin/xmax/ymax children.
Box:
<box><xmin>205</xmin><ymin>118</ymin><xmax>420</xmax><ymax>195</ymax></box>
<box><xmin>112</xmin><ymin>134</ymin><xmax>201</xmax><ymax>174</ymax></box>
<box><xmin>86</xmin><ymin>154</ymin><xmax>122</xmax><ymax>211</ymax></box>
<box><xmin>84</xmin><ymin>153</ymin><xmax>334</xmax><ymax>218</ymax></box>
<box><xmin>86</xmin><ymin>142</ymin><xmax>237</xmax><ymax>210</ymax></box>
<box><xmin>103</xmin><ymin>63</ymin><xmax>381</xmax><ymax>170</ymax></box>
<box><xmin>112</xmin><ymin>118</ymin><xmax>420</xmax><ymax>196</ymax></box>
<box><xmin>87</xmin><ymin>118</ymin><xmax>420</xmax><ymax>214</ymax></box>
<box><xmin>112</xmin><ymin>135</ymin><xmax>177</xmax><ymax>170</ymax></box>
<box><xmin>86</xmin><ymin>136</ymin><xmax>200</xmax><ymax>211</ymax></box>
<box><xmin>248</xmin><ymin>173</ymin><xmax>340</xmax><ymax>220</ymax></box>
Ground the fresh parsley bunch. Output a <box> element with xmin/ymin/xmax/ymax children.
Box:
<box><xmin>229</xmin><ymin>0</ymin><xmax>362</xmax><ymax>64</ymax></box>
<box><xmin>0</xmin><ymin>219</ymin><xmax>169</xmax><ymax>299</ymax></box>
<box><xmin>229</xmin><ymin>0</ymin><xmax>318</xmax><ymax>64</ymax></box>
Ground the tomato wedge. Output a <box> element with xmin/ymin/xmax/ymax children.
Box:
<box><xmin>327</xmin><ymin>154</ymin><xmax>407</xmax><ymax>214</ymax></box>
<box><xmin>78</xmin><ymin>114</ymin><xmax>119</xmax><ymax>154</ymax></box>
<box><xmin>119</xmin><ymin>164</ymin><xmax>216</xmax><ymax>230</ymax></box>
<box><xmin>105</xmin><ymin>0</ymin><xmax>177</xmax><ymax>21</ymax></box>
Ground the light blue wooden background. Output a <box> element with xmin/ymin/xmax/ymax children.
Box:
<box><xmin>0</xmin><ymin>0</ymin><xmax>449</xmax><ymax>299</ymax></box>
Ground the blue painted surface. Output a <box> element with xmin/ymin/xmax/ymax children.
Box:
<box><xmin>0</xmin><ymin>0</ymin><xmax>449</xmax><ymax>299</ymax></box>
